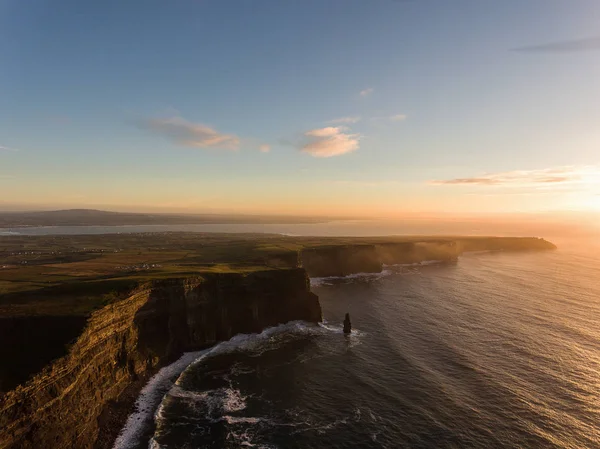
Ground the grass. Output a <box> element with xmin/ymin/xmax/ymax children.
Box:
<box><xmin>0</xmin><ymin>232</ymin><xmax>553</xmax><ymax>317</ymax></box>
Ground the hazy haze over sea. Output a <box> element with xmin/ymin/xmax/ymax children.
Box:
<box><xmin>1</xmin><ymin>218</ymin><xmax>597</xmax><ymax>249</ymax></box>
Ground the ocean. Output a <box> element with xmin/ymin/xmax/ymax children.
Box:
<box><xmin>112</xmin><ymin>247</ymin><xmax>600</xmax><ymax>449</ymax></box>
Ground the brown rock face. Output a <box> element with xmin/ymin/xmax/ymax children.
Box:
<box><xmin>0</xmin><ymin>268</ymin><xmax>321</xmax><ymax>449</ymax></box>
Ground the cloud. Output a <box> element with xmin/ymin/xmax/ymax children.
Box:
<box><xmin>514</xmin><ymin>36</ymin><xmax>600</xmax><ymax>53</ymax></box>
<box><xmin>139</xmin><ymin>116</ymin><xmax>240</xmax><ymax>150</ymax></box>
<box><xmin>302</xmin><ymin>126</ymin><xmax>360</xmax><ymax>158</ymax></box>
<box><xmin>0</xmin><ymin>145</ymin><xmax>20</xmax><ymax>152</ymax></box>
<box><xmin>368</xmin><ymin>114</ymin><xmax>408</xmax><ymax>126</ymax></box>
<box><xmin>430</xmin><ymin>166</ymin><xmax>600</xmax><ymax>187</ymax></box>
<box><xmin>329</xmin><ymin>116</ymin><xmax>361</xmax><ymax>124</ymax></box>
<box><xmin>259</xmin><ymin>144</ymin><xmax>271</xmax><ymax>153</ymax></box>
<box><xmin>359</xmin><ymin>87</ymin><xmax>374</xmax><ymax>97</ymax></box>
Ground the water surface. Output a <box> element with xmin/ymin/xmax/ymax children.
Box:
<box><xmin>128</xmin><ymin>249</ymin><xmax>600</xmax><ymax>448</ymax></box>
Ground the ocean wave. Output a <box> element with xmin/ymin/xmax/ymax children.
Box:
<box><xmin>181</xmin><ymin>321</ymin><xmax>326</xmax><ymax>367</ymax></box>
<box><xmin>0</xmin><ymin>230</ymin><xmax>20</xmax><ymax>236</ymax></box>
<box><xmin>308</xmin><ymin>261</ymin><xmax>448</xmax><ymax>287</ymax></box>
<box><xmin>310</xmin><ymin>269</ymin><xmax>393</xmax><ymax>286</ymax></box>
<box><xmin>115</xmin><ymin>320</ymin><xmax>342</xmax><ymax>449</ymax></box>
<box><xmin>383</xmin><ymin>259</ymin><xmax>446</xmax><ymax>268</ymax></box>
<box><xmin>112</xmin><ymin>350</ymin><xmax>209</xmax><ymax>449</ymax></box>
<box><xmin>319</xmin><ymin>320</ymin><xmax>366</xmax><ymax>337</ymax></box>
<box><xmin>164</xmin><ymin>384</ymin><xmax>248</xmax><ymax>420</ymax></box>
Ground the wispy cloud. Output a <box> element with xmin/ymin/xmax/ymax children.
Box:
<box><xmin>302</xmin><ymin>127</ymin><xmax>360</xmax><ymax>158</ymax></box>
<box><xmin>359</xmin><ymin>87</ymin><xmax>374</xmax><ymax>97</ymax></box>
<box><xmin>369</xmin><ymin>114</ymin><xmax>408</xmax><ymax>126</ymax></box>
<box><xmin>138</xmin><ymin>116</ymin><xmax>240</xmax><ymax>150</ymax></box>
<box><xmin>0</xmin><ymin>145</ymin><xmax>21</xmax><ymax>152</ymax></box>
<box><xmin>329</xmin><ymin>116</ymin><xmax>361</xmax><ymax>124</ymax></box>
<box><xmin>259</xmin><ymin>144</ymin><xmax>271</xmax><ymax>153</ymax></box>
<box><xmin>514</xmin><ymin>36</ymin><xmax>600</xmax><ymax>53</ymax></box>
<box><xmin>430</xmin><ymin>166</ymin><xmax>600</xmax><ymax>188</ymax></box>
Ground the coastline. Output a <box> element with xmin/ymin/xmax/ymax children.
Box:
<box><xmin>95</xmin><ymin>369</ymin><xmax>158</xmax><ymax>449</ymax></box>
<box><xmin>97</xmin><ymin>345</ymin><xmax>213</xmax><ymax>449</ymax></box>
<box><xmin>0</xmin><ymin>234</ymin><xmax>556</xmax><ymax>449</ymax></box>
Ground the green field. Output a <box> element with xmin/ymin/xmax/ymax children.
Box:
<box><xmin>0</xmin><ymin>232</ymin><xmax>555</xmax><ymax>317</ymax></box>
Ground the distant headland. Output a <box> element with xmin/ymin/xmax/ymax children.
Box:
<box><xmin>0</xmin><ymin>208</ymin><xmax>339</xmax><ymax>228</ymax></box>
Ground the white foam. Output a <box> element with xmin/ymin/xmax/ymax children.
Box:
<box><xmin>112</xmin><ymin>349</ymin><xmax>209</xmax><ymax>449</ymax></box>
<box><xmin>224</xmin><ymin>416</ymin><xmax>262</xmax><ymax>424</ymax></box>
<box><xmin>166</xmin><ymin>385</ymin><xmax>222</xmax><ymax>416</ymax></box>
<box><xmin>115</xmin><ymin>321</ymin><xmax>328</xmax><ymax>449</ymax></box>
<box><xmin>0</xmin><ymin>230</ymin><xmax>20</xmax><ymax>236</ymax></box>
<box><xmin>310</xmin><ymin>269</ymin><xmax>393</xmax><ymax>286</ymax></box>
<box><xmin>383</xmin><ymin>259</ymin><xmax>446</xmax><ymax>268</ymax></box>
<box><xmin>223</xmin><ymin>387</ymin><xmax>247</xmax><ymax>413</ymax></box>
<box><xmin>319</xmin><ymin>320</ymin><xmax>366</xmax><ymax>337</ymax></box>
<box><xmin>421</xmin><ymin>259</ymin><xmax>446</xmax><ymax>265</ymax></box>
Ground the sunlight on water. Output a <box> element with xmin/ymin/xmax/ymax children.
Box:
<box><xmin>126</xmin><ymin>249</ymin><xmax>600</xmax><ymax>449</ymax></box>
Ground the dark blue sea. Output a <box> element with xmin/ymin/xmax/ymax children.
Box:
<box><xmin>114</xmin><ymin>249</ymin><xmax>600</xmax><ymax>449</ymax></box>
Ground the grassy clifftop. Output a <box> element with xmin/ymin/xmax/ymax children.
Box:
<box><xmin>0</xmin><ymin>233</ymin><xmax>555</xmax><ymax>317</ymax></box>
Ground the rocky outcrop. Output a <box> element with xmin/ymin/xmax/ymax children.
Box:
<box><xmin>300</xmin><ymin>245</ymin><xmax>382</xmax><ymax>277</ymax></box>
<box><xmin>343</xmin><ymin>313</ymin><xmax>352</xmax><ymax>334</ymax></box>
<box><xmin>0</xmin><ymin>269</ymin><xmax>321</xmax><ymax>449</ymax></box>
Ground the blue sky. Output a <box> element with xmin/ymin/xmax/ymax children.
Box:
<box><xmin>1</xmin><ymin>0</ymin><xmax>600</xmax><ymax>215</ymax></box>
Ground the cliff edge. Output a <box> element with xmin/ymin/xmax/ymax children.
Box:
<box><xmin>300</xmin><ymin>237</ymin><xmax>555</xmax><ymax>277</ymax></box>
<box><xmin>0</xmin><ymin>268</ymin><xmax>321</xmax><ymax>449</ymax></box>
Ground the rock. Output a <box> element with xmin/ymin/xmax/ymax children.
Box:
<box><xmin>0</xmin><ymin>268</ymin><xmax>321</xmax><ymax>449</ymax></box>
<box><xmin>301</xmin><ymin>245</ymin><xmax>382</xmax><ymax>277</ymax></box>
<box><xmin>343</xmin><ymin>313</ymin><xmax>352</xmax><ymax>334</ymax></box>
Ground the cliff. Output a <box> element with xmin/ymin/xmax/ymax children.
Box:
<box><xmin>300</xmin><ymin>245</ymin><xmax>382</xmax><ymax>277</ymax></box>
<box><xmin>0</xmin><ymin>269</ymin><xmax>321</xmax><ymax>449</ymax></box>
<box><xmin>375</xmin><ymin>241</ymin><xmax>460</xmax><ymax>265</ymax></box>
<box><xmin>300</xmin><ymin>238</ymin><xmax>556</xmax><ymax>276</ymax></box>
<box><xmin>455</xmin><ymin>237</ymin><xmax>557</xmax><ymax>252</ymax></box>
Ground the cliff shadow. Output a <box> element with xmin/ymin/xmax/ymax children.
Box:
<box><xmin>0</xmin><ymin>315</ymin><xmax>88</xmax><ymax>393</ymax></box>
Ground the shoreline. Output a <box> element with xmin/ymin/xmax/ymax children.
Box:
<box><xmin>0</xmin><ymin>235</ymin><xmax>556</xmax><ymax>449</ymax></box>
<box><xmin>95</xmin><ymin>369</ymin><xmax>158</xmax><ymax>449</ymax></box>
<box><xmin>97</xmin><ymin>346</ymin><xmax>214</xmax><ymax>449</ymax></box>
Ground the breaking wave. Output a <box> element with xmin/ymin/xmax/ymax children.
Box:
<box><xmin>310</xmin><ymin>269</ymin><xmax>393</xmax><ymax>286</ymax></box>
<box><xmin>112</xmin><ymin>350</ymin><xmax>209</xmax><ymax>449</ymax></box>
<box><xmin>113</xmin><ymin>320</ymin><xmax>357</xmax><ymax>449</ymax></box>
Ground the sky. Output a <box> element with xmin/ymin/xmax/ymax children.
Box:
<box><xmin>1</xmin><ymin>0</ymin><xmax>600</xmax><ymax>218</ymax></box>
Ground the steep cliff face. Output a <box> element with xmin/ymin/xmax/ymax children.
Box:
<box><xmin>300</xmin><ymin>245</ymin><xmax>382</xmax><ymax>277</ymax></box>
<box><xmin>375</xmin><ymin>241</ymin><xmax>460</xmax><ymax>265</ymax></box>
<box><xmin>0</xmin><ymin>269</ymin><xmax>321</xmax><ymax>449</ymax></box>
<box><xmin>300</xmin><ymin>242</ymin><xmax>461</xmax><ymax>276</ymax></box>
<box><xmin>300</xmin><ymin>238</ymin><xmax>556</xmax><ymax>277</ymax></box>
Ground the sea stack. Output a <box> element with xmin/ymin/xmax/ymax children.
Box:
<box><xmin>343</xmin><ymin>313</ymin><xmax>352</xmax><ymax>334</ymax></box>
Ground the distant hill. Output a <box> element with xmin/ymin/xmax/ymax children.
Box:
<box><xmin>0</xmin><ymin>209</ymin><xmax>335</xmax><ymax>228</ymax></box>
